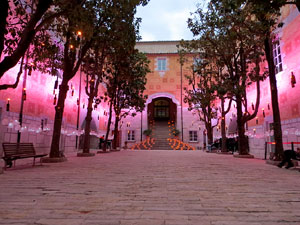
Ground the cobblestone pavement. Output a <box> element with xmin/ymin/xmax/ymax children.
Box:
<box><xmin>0</xmin><ymin>150</ymin><xmax>300</xmax><ymax>225</ymax></box>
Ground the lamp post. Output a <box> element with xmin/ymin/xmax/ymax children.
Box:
<box><xmin>140</xmin><ymin>110</ymin><xmax>143</xmax><ymax>141</ymax></box>
<box><xmin>180</xmin><ymin>59</ymin><xmax>184</xmax><ymax>142</ymax></box>
<box><xmin>75</xmin><ymin>31</ymin><xmax>82</xmax><ymax>149</ymax></box>
<box><xmin>17</xmin><ymin>54</ymin><xmax>28</xmax><ymax>143</ymax></box>
<box><xmin>76</xmin><ymin>65</ymin><xmax>82</xmax><ymax>149</ymax></box>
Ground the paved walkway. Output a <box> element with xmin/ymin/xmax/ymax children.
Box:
<box><xmin>0</xmin><ymin>150</ymin><xmax>300</xmax><ymax>225</ymax></box>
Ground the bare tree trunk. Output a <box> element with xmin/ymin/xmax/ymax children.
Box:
<box><xmin>103</xmin><ymin>101</ymin><xmax>113</xmax><ymax>152</ymax></box>
<box><xmin>49</xmin><ymin>79</ymin><xmax>69</xmax><ymax>158</ymax></box>
<box><xmin>206</xmin><ymin>123</ymin><xmax>213</xmax><ymax>145</ymax></box>
<box><xmin>82</xmin><ymin>96</ymin><xmax>94</xmax><ymax>154</ymax></box>
<box><xmin>236</xmin><ymin>94</ymin><xmax>248</xmax><ymax>155</ymax></box>
<box><xmin>220</xmin><ymin>98</ymin><xmax>227</xmax><ymax>152</ymax></box>
<box><xmin>237</xmin><ymin>124</ymin><xmax>248</xmax><ymax>155</ymax></box>
<box><xmin>264</xmin><ymin>35</ymin><xmax>284</xmax><ymax>160</ymax></box>
<box><xmin>112</xmin><ymin>115</ymin><xmax>120</xmax><ymax>150</ymax></box>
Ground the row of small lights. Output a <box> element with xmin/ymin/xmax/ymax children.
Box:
<box><xmin>1</xmin><ymin>117</ymin><xmax>107</xmax><ymax>137</ymax></box>
<box><xmin>5</xmin><ymin>31</ymin><xmax>116</xmax><ymax>125</ymax></box>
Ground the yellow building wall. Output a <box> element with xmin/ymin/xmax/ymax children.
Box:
<box><xmin>144</xmin><ymin>53</ymin><xmax>191</xmax><ymax>108</ymax></box>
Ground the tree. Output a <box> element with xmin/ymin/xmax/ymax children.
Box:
<box><xmin>0</xmin><ymin>0</ymin><xmax>62</xmax><ymax>89</ymax></box>
<box><xmin>80</xmin><ymin>0</ymin><xmax>149</xmax><ymax>153</ymax></box>
<box><xmin>184</xmin><ymin>59</ymin><xmax>218</xmax><ymax>146</ymax></box>
<box><xmin>214</xmin><ymin>69</ymin><xmax>233</xmax><ymax>152</ymax></box>
<box><xmin>187</xmin><ymin>0</ymin><xmax>268</xmax><ymax>155</ymax></box>
<box><xmin>246</xmin><ymin>0</ymin><xmax>300</xmax><ymax>160</ymax></box>
<box><xmin>80</xmin><ymin>46</ymin><xmax>106</xmax><ymax>156</ymax></box>
<box><xmin>47</xmin><ymin>0</ymin><xmax>102</xmax><ymax>159</ymax></box>
<box><xmin>107</xmin><ymin>50</ymin><xmax>149</xmax><ymax>150</ymax></box>
<box><xmin>180</xmin><ymin>40</ymin><xmax>233</xmax><ymax>152</ymax></box>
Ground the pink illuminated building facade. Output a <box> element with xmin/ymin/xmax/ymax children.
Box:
<box><xmin>0</xmin><ymin>4</ymin><xmax>300</xmax><ymax>159</ymax></box>
<box><xmin>0</xmin><ymin>62</ymin><xmax>110</xmax><ymax>156</ymax></box>
<box><xmin>243</xmin><ymin>5</ymin><xmax>300</xmax><ymax>158</ymax></box>
<box><xmin>118</xmin><ymin>4</ymin><xmax>300</xmax><ymax>157</ymax></box>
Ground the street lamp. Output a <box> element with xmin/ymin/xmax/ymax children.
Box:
<box><xmin>17</xmin><ymin>54</ymin><xmax>29</xmax><ymax>143</ymax></box>
<box><xmin>140</xmin><ymin>111</ymin><xmax>143</xmax><ymax>142</ymax></box>
<box><xmin>180</xmin><ymin>59</ymin><xmax>184</xmax><ymax>142</ymax></box>
<box><xmin>75</xmin><ymin>65</ymin><xmax>82</xmax><ymax>149</ymax></box>
<box><xmin>75</xmin><ymin>31</ymin><xmax>83</xmax><ymax>149</ymax></box>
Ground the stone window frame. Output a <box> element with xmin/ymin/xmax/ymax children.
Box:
<box><xmin>189</xmin><ymin>130</ymin><xmax>198</xmax><ymax>142</ymax></box>
<box><xmin>127</xmin><ymin>130</ymin><xmax>135</xmax><ymax>141</ymax></box>
<box><xmin>272</xmin><ymin>40</ymin><xmax>283</xmax><ymax>74</ymax></box>
<box><xmin>156</xmin><ymin>57</ymin><xmax>167</xmax><ymax>71</ymax></box>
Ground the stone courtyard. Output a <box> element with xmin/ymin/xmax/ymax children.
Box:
<box><xmin>0</xmin><ymin>150</ymin><xmax>300</xmax><ymax>225</ymax></box>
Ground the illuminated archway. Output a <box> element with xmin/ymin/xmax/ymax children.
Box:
<box><xmin>146</xmin><ymin>92</ymin><xmax>180</xmax><ymax>105</ymax></box>
<box><xmin>146</xmin><ymin>93</ymin><xmax>178</xmax><ymax>124</ymax></box>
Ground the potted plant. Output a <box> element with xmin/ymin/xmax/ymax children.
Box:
<box><xmin>173</xmin><ymin>129</ymin><xmax>180</xmax><ymax>138</ymax></box>
<box><xmin>143</xmin><ymin>129</ymin><xmax>152</xmax><ymax>137</ymax></box>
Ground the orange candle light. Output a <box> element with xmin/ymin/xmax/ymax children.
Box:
<box><xmin>6</xmin><ymin>98</ymin><xmax>10</xmax><ymax>111</ymax></box>
<box><xmin>22</xmin><ymin>88</ymin><xmax>26</xmax><ymax>101</ymax></box>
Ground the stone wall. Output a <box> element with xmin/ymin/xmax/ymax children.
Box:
<box><xmin>249</xmin><ymin>117</ymin><xmax>300</xmax><ymax>159</ymax></box>
<box><xmin>0</xmin><ymin>109</ymin><xmax>77</xmax><ymax>161</ymax></box>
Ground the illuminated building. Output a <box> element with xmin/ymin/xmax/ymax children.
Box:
<box><xmin>0</xmin><ymin>4</ymin><xmax>300</xmax><ymax>159</ymax></box>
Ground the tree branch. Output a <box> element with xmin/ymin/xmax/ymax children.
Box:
<box><xmin>224</xmin><ymin>98</ymin><xmax>233</xmax><ymax>115</ymax></box>
<box><xmin>85</xmin><ymin>73</ymin><xmax>90</xmax><ymax>96</ymax></box>
<box><xmin>245</xmin><ymin>79</ymin><xmax>260</xmax><ymax>122</ymax></box>
<box><xmin>0</xmin><ymin>0</ymin><xmax>8</xmax><ymax>58</ymax></box>
<box><xmin>35</xmin><ymin>10</ymin><xmax>66</xmax><ymax>32</ymax></box>
<box><xmin>0</xmin><ymin>56</ymin><xmax>24</xmax><ymax>90</ymax></box>
<box><xmin>0</xmin><ymin>0</ymin><xmax>53</xmax><ymax>78</ymax></box>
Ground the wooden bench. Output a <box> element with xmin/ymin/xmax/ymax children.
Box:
<box><xmin>2</xmin><ymin>143</ymin><xmax>47</xmax><ymax>169</ymax></box>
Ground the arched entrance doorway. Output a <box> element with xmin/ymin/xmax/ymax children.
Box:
<box><xmin>147</xmin><ymin>97</ymin><xmax>177</xmax><ymax>124</ymax></box>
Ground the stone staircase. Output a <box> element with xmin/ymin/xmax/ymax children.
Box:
<box><xmin>130</xmin><ymin>137</ymin><xmax>154</xmax><ymax>150</ymax></box>
<box><xmin>151</xmin><ymin>121</ymin><xmax>173</xmax><ymax>150</ymax></box>
<box><xmin>130</xmin><ymin>120</ymin><xmax>195</xmax><ymax>151</ymax></box>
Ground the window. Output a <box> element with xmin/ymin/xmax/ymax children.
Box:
<box><xmin>193</xmin><ymin>57</ymin><xmax>202</xmax><ymax>71</ymax></box>
<box><xmin>127</xmin><ymin>130</ymin><xmax>135</xmax><ymax>141</ymax></box>
<box><xmin>189</xmin><ymin>131</ymin><xmax>198</xmax><ymax>142</ymax></box>
<box><xmin>272</xmin><ymin>40</ymin><xmax>283</xmax><ymax>74</ymax></box>
<box><xmin>157</xmin><ymin>58</ymin><xmax>167</xmax><ymax>71</ymax></box>
<box><xmin>154</xmin><ymin>99</ymin><xmax>169</xmax><ymax>119</ymax></box>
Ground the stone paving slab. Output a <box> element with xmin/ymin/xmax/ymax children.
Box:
<box><xmin>0</xmin><ymin>150</ymin><xmax>300</xmax><ymax>225</ymax></box>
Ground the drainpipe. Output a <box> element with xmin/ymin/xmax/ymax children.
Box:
<box><xmin>180</xmin><ymin>62</ymin><xmax>183</xmax><ymax>141</ymax></box>
<box><xmin>140</xmin><ymin>111</ymin><xmax>143</xmax><ymax>141</ymax></box>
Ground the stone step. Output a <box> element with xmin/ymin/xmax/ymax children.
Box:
<box><xmin>150</xmin><ymin>121</ymin><xmax>174</xmax><ymax>150</ymax></box>
<box><xmin>152</xmin><ymin>144</ymin><xmax>171</xmax><ymax>147</ymax></box>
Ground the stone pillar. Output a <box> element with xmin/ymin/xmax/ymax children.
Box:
<box><xmin>142</xmin><ymin>108</ymin><xmax>148</xmax><ymax>137</ymax></box>
<box><xmin>176</xmin><ymin>104</ymin><xmax>183</xmax><ymax>141</ymax></box>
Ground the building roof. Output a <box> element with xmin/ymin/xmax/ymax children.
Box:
<box><xmin>135</xmin><ymin>40</ymin><xmax>181</xmax><ymax>54</ymax></box>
